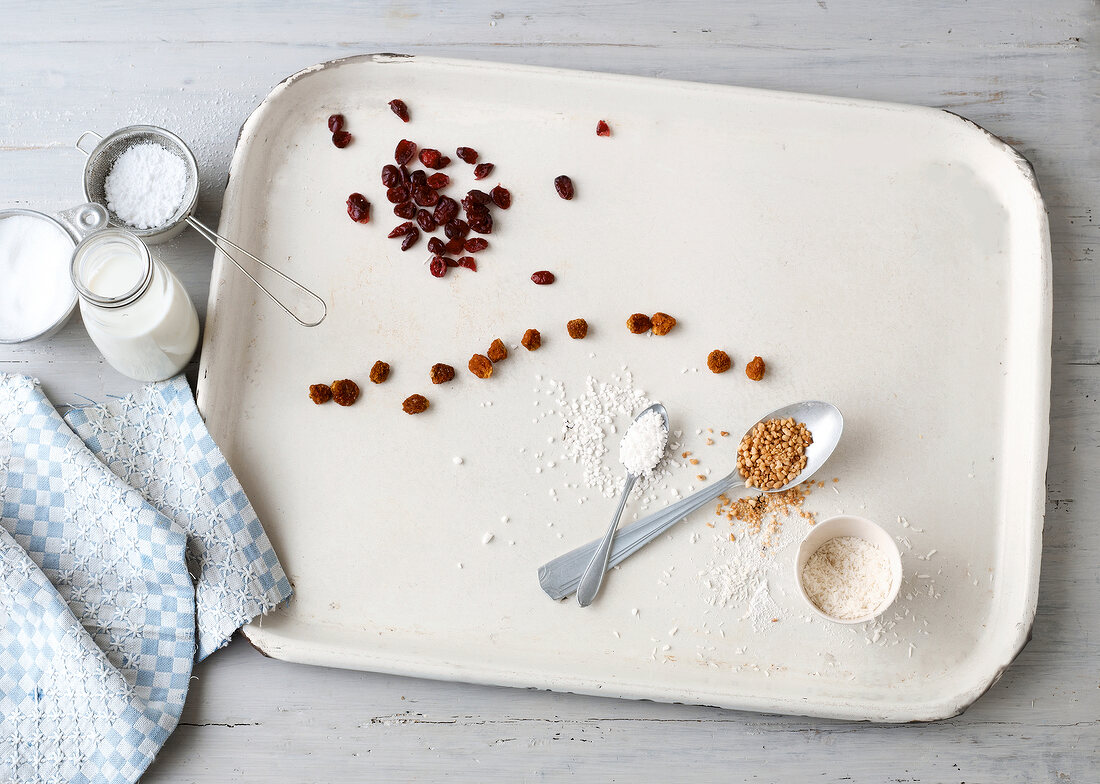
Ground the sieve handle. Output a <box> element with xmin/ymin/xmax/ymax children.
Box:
<box><xmin>187</xmin><ymin>216</ymin><xmax>328</xmax><ymax>328</ymax></box>
<box><xmin>55</xmin><ymin>203</ymin><xmax>109</xmax><ymax>242</ymax></box>
<box><xmin>75</xmin><ymin>130</ymin><xmax>102</xmax><ymax>156</ymax></box>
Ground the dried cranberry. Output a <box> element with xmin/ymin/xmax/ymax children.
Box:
<box><xmin>464</xmin><ymin>197</ymin><xmax>488</xmax><ymax>214</ymax></box>
<box><xmin>433</xmin><ymin>197</ymin><xmax>459</xmax><ymax>225</ymax></box>
<box><xmin>490</xmin><ymin>185</ymin><xmax>511</xmax><ymax>209</ymax></box>
<box><xmin>416</xmin><ymin>210</ymin><xmax>437</xmax><ymax>232</ymax></box>
<box><xmin>395</xmin><ymin>139</ymin><xmax>417</xmax><ymax>165</ymax></box>
<box><xmin>399</xmin><ymin>165</ymin><xmax>412</xmax><ymax>185</ymax></box>
<box><xmin>444</xmin><ymin>219</ymin><xmax>469</xmax><ymax>240</ymax></box>
<box><xmin>531</xmin><ymin>270</ymin><xmax>555</xmax><ymax>285</ymax></box>
<box><xmin>381</xmin><ymin>164</ymin><xmax>400</xmax><ymax>188</ymax></box>
<box><xmin>596</xmin><ymin>120</ymin><xmax>611</xmax><ymax>136</ymax></box>
<box><xmin>437</xmin><ymin>155</ymin><xmax>451</xmax><ymax>168</ymax></box>
<box><xmin>332</xmin><ymin>131</ymin><xmax>352</xmax><ymax>148</ymax></box>
<box><xmin>427</xmin><ymin>172</ymin><xmax>449</xmax><ymax>190</ymax></box>
<box><xmin>444</xmin><ymin>257</ymin><xmax>459</xmax><ymax>267</ymax></box>
<box><xmin>401</xmin><ymin>228</ymin><xmax>420</xmax><ymax>251</ymax></box>
<box><xmin>470</xmin><ymin>189</ymin><xmax>492</xmax><ymax>204</ymax></box>
<box><xmin>445</xmin><ymin>236</ymin><xmax>465</xmax><ymax>254</ymax></box>
<box><xmin>388</xmin><ymin>99</ymin><xmax>410</xmax><ymax>122</ymax></box>
<box><xmin>457</xmin><ymin>256</ymin><xmax>477</xmax><ymax>271</ymax></box>
<box><xmin>464</xmin><ymin>237</ymin><xmax>488</xmax><ymax>253</ymax></box>
<box><xmin>386</xmin><ymin>185</ymin><xmax>410</xmax><ymax>204</ymax></box>
<box><xmin>388</xmin><ymin>221</ymin><xmax>414</xmax><ymax>238</ymax></box>
<box><xmin>456</xmin><ymin>146</ymin><xmax>478</xmax><ymax>164</ymax></box>
<box><xmin>346</xmin><ymin>193</ymin><xmax>370</xmax><ymax>223</ymax></box>
<box><xmin>468</xmin><ymin>212</ymin><xmax>493</xmax><ymax>235</ymax></box>
<box><xmin>410</xmin><ymin>169</ymin><xmax>428</xmax><ymax>188</ymax></box>
<box><xmin>394</xmin><ymin>202</ymin><xmax>417</xmax><ymax>219</ymax></box>
<box><xmin>413</xmin><ymin>186</ymin><xmax>439</xmax><ymax>207</ymax></box>
<box><xmin>419</xmin><ymin>148</ymin><xmax>442</xmax><ymax>168</ymax></box>
<box><xmin>428</xmin><ymin>237</ymin><xmax>447</xmax><ymax>255</ymax></box>
<box><xmin>554</xmin><ymin>175</ymin><xmax>575</xmax><ymax>200</ymax></box>
<box><xmin>327</xmin><ymin>114</ymin><xmax>345</xmax><ymax>132</ymax></box>
<box><xmin>473</xmin><ymin>163</ymin><xmax>494</xmax><ymax>180</ymax></box>
<box><xmin>430</xmin><ymin>257</ymin><xmax>448</xmax><ymax>277</ymax></box>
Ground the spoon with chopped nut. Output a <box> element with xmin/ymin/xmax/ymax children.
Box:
<box><xmin>539</xmin><ymin>400</ymin><xmax>843</xmax><ymax>601</ymax></box>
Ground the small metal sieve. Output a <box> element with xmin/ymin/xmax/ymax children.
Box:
<box><xmin>77</xmin><ymin>126</ymin><xmax>199</xmax><ymax>244</ymax></box>
<box><xmin>76</xmin><ymin>125</ymin><xmax>326</xmax><ymax>327</ymax></box>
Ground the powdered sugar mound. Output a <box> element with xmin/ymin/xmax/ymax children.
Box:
<box><xmin>541</xmin><ymin>371</ymin><xmax>681</xmax><ymax>502</ymax></box>
<box><xmin>105</xmin><ymin>142</ymin><xmax>188</xmax><ymax>229</ymax></box>
<box><xmin>699</xmin><ymin>503</ymin><xmax>808</xmax><ymax>623</ymax></box>
<box><xmin>620</xmin><ymin>410</ymin><xmax>667</xmax><ymax>476</ymax></box>
<box><xmin>700</xmin><ymin>559</ymin><xmax>764</xmax><ymax>610</ymax></box>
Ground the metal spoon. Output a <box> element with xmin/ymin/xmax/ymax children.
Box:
<box><xmin>538</xmin><ymin>400</ymin><xmax>843</xmax><ymax>601</ymax></box>
<box><xmin>576</xmin><ymin>403</ymin><xmax>670</xmax><ymax>607</ymax></box>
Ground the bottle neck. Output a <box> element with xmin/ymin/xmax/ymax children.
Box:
<box><xmin>71</xmin><ymin>228</ymin><xmax>155</xmax><ymax>310</ymax></box>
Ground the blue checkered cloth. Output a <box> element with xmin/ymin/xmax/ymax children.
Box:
<box><xmin>0</xmin><ymin>374</ymin><xmax>292</xmax><ymax>784</ymax></box>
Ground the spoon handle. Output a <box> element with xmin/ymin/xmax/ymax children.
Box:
<box><xmin>576</xmin><ymin>474</ymin><xmax>638</xmax><ymax>607</ymax></box>
<box><xmin>538</xmin><ymin>473</ymin><xmax>742</xmax><ymax>600</ymax></box>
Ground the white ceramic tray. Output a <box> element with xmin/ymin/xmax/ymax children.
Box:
<box><xmin>197</xmin><ymin>55</ymin><xmax>1050</xmax><ymax>722</ymax></box>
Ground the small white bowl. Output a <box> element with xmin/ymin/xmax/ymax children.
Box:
<box><xmin>795</xmin><ymin>515</ymin><xmax>903</xmax><ymax>625</ymax></box>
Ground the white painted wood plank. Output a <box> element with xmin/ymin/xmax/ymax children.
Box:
<box><xmin>0</xmin><ymin>0</ymin><xmax>1096</xmax><ymax>780</ymax></box>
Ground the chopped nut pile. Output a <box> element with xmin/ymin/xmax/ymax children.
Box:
<box><xmin>736</xmin><ymin>417</ymin><xmax>813</xmax><ymax>489</ymax></box>
<box><xmin>715</xmin><ymin>482</ymin><xmax>818</xmax><ymax>548</ymax></box>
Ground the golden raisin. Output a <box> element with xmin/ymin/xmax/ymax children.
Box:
<box><xmin>566</xmin><ymin>318</ymin><xmax>588</xmax><ymax>339</ymax></box>
<box><xmin>430</xmin><ymin>363</ymin><xmax>455</xmax><ymax>384</ymax></box>
<box><xmin>707</xmin><ymin>350</ymin><xmax>731</xmax><ymax>374</ymax></box>
<box><xmin>521</xmin><ymin>328</ymin><xmax>541</xmax><ymax>351</ymax></box>
<box><xmin>626</xmin><ymin>313</ymin><xmax>652</xmax><ymax>334</ymax></box>
<box><xmin>369</xmin><ymin>360</ymin><xmax>390</xmax><ymax>384</ymax></box>
<box><xmin>468</xmin><ymin>354</ymin><xmax>493</xmax><ymax>379</ymax></box>
<box><xmin>402</xmin><ymin>394</ymin><xmax>429</xmax><ymax>414</ymax></box>
<box><xmin>330</xmin><ymin>379</ymin><xmax>360</xmax><ymax>406</ymax></box>
<box><xmin>487</xmin><ymin>338</ymin><xmax>508</xmax><ymax>363</ymax></box>
<box><xmin>309</xmin><ymin>383</ymin><xmax>332</xmax><ymax>404</ymax></box>
<box><xmin>651</xmin><ymin>312</ymin><xmax>676</xmax><ymax>335</ymax></box>
<box><xmin>745</xmin><ymin>356</ymin><xmax>766</xmax><ymax>381</ymax></box>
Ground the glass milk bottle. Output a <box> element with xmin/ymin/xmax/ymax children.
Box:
<box><xmin>71</xmin><ymin>228</ymin><xmax>199</xmax><ymax>381</ymax></box>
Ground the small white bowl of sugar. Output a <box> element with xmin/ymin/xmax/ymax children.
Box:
<box><xmin>795</xmin><ymin>515</ymin><xmax>903</xmax><ymax>624</ymax></box>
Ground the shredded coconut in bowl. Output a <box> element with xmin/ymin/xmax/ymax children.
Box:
<box><xmin>801</xmin><ymin>536</ymin><xmax>893</xmax><ymax>621</ymax></box>
<box><xmin>620</xmin><ymin>409</ymin><xmax>668</xmax><ymax>476</ymax></box>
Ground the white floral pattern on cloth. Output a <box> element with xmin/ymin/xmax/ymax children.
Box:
<box><xmin>0</xmin><ymin>374</ymin><xmax>291</xmax><ymax>784</ymax></box>
<box><xmin>63</xmin><ymin>376</ymin><xmax>291</xmax><ymax>659</ymax></box>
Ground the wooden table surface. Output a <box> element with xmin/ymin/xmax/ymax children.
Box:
<box><xmin>2</xmin><ymin>1</ymin><xmax>1096</xmax><ymax>780</ymax></box>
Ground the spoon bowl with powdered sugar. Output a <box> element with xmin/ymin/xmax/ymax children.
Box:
<box><xmin>575</xmin><ymin>402</ymin><xmax>669</xmax><ymax>607</ymax></box>
<box><xmin>540</xmin><ymin>400</ymin><xmax>843</xmax><ymax>601</ymax></box>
